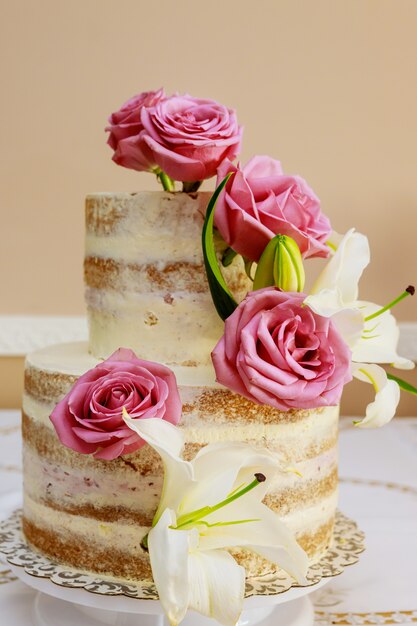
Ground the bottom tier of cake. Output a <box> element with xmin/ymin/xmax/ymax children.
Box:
<box><xmin>22</xmin><ymin>342</ymin><xmax>339</xmax><ymax>583</ymax></box>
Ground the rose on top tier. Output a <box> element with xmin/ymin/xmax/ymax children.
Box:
<box><xmin>50</xmin><ymin>348</ymin><xmax>181</xmax><ymax>460</ymax></box>
<box><xmin>107</xmin><ymin>91</ymin><xmax>242</xmax><ymax>182</ymax></box>
<box><xmin>106</xmin><ymin>88</ymin><xmax>166</xmax><ymax>171</ymax></box>
<box><xmin>212</xmin><ymin>288</ymin><xmax>351</xmax><ymax>411</ymax></box>
<box><xmin>215</xmin><ymin>156</ymin><xmax>332</xmax><ymax>262</ymax></box>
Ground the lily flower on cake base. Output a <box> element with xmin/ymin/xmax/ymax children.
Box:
<box><xmin>123</xmin><ymin>411</ymin><xmax>308</xmax><ymax>626</ymax></box>
<box><xmin>304</xmin><ymin>228</ymin><xmax>415</xmax><ymax>427</ymax></box>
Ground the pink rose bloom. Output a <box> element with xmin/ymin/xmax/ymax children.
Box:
<box><xmin>139</xmin><ymin>95</ymin><xmax>242</xmax><ymax>182</ymax></box>
<box><xmin>50</xmin><ymin>348</ymin><xmax>182</xmax><ymax>460</ymax></box>
<box><xmin>215</xmin><ymin>156</ymin><xmax>332</xmax><ymax>262</ymax></box>
<box><xmin>108</xmin><ymin>93</ymin><xmax>242</xmax><ymax>182</ymax></box>
<box><xmin>106</xmin><ymin>88</ymin><xmax>166</xmax><ymax>171</ymax></box>
<box><xmin>212</xmin><ymin>289</ymin><xmax>351</xmax><ymax>411</ymax></box>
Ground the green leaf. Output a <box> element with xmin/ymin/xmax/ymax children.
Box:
<box><xmin>202</xmin><ymin>174</ymin><xmax>238</xmax><ymax>320</ymax></box>
<box><xmin>387</xmin><ymin>373</ymin><xmax>417</xmax><ymax>396</ymax></box>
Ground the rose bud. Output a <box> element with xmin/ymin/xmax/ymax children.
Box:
<box><xmin>253</xmin><ymin>234</ymin><xmax>305</xmax><ymax>292</ymax></box>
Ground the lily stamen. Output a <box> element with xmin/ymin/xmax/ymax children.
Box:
<box><xmin>196</xmin><ymin>518</ymin><xmax>261</xmax><ymax>529</ymax></box>
<box><xmin>363</xmin><ymin>323</ymin><xmax>379</xmax><ymax>333</ymax></box>
<box><xmin>364</xmin><ymin>285</ymin><xmax>415</xmax><ymax>322</ymax></box>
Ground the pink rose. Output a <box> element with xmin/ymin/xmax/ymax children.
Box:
<box><xmin>212</xmin><ymin>289</ymin><xmax>351</xmax><ymax>411</ymax></box>
<box><xmin>50</xmin><ymin>348</ymin><xmax>182</xmax><ymax>460</ymax></box>
<box><xmin>108</xmin><ymin>92</ymin><xmax>242</xmax><ymax>182</ymax></box>
<box><xmin>215</xmin><ymin>156</ymin><xmax>332</xmax><ymax>262</ymax></box>
<box><xmin>140</xmin><ymin>95</ymin><xmax>242</xmax><ymax>182</ymax></box>
<box><xmin>106</xmin><ymin>88</ymin><xmax>166</xmax><ymax>171</ymax></box>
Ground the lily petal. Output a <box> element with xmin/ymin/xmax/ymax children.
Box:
<box><xmin>326</xmin><ymin>229</ymin><xmax>345</xmax><ymax>252</ymax></box>
<box><xmin>310</xmin><ymin>228</ymin><xmax>370</xmax><ymax>305</ymax></box>
<box><xmin>198</xmin><ymin>499</ymin><xmax>308</xmax><ymax>584</ymax></box>
<box><xmin>352</xmin><ymin>302</ymin><xmax>415</xmax><ymax>370</ymax></box>
<box><xmin>147</xmin><ymin>509</ymin><xmax>192</xmax><ymax>626</ymax></box>
<box><xmin>330</xmin><ymin>308</ymin><xmax>364</xmax><ymax>349</ymax></box>
<box><xmin>188</xmin><ymin>549</ymin><xmax>245</xmax><ymax>626</ymax></box>
<box><xmin>305</xmin><ymin>292</ymin><xmax>364</xmax><ymax>349</ymax></box>
<box><xmin>182</xmin><ymin>442</ymin><xmax>278</xmax><ymax>513</ymax></box>
<box><xmin>304</xmin><ymin>288</ymin><xmax>346</xmax><ymax>318</ymax></box>
<box><xmin>123</xmin><ymin>414</ymin><xmax>194</xmax><ymax>520</ymax></box>
<box><xmin>352</xmin><ymin>363</ymin><xmax>400</xmax><ymax>428</ymax></box>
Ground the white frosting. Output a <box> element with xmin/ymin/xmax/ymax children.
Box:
<box><xmin>86</xmin><ymin>295</ymin><xmax>224</xmax><ymax>366</ymax></box>
<box><xmin>25</xmin><ymin>341</ymin><xmax>217</xmax><ymax>386</ymax></box>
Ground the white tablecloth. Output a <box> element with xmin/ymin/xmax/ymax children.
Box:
<box><xmin>1</xmin><ymin>411</ymin><xmax>417</xmax><ymax>625</ymax></box>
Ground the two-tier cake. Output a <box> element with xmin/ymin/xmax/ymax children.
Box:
<box><xmin>20</xmin><ymin>89</ymin><xmax>413</xmax><ymax>625</ymax></box>
<box><xmin>22</xmin><ymin>191</ymin><xmax>339</xmax><ymax>582</ymax></box>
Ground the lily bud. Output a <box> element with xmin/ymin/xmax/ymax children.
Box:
<box><xmin>253</xmin><ymin>234</ymin><xmax>305</xmax><ymax>292</ymax></box>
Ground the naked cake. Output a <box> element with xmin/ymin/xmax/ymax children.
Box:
<box><xmin>22</xmin><ymin>191</ymin><xmax>339</xmax><ymax>582</ymax></box>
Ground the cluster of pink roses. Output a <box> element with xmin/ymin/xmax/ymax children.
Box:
<box><xmin>49</xmin><ymin>89</ymin><xmax>355</xmax><ymax>460</ymax></box>
<box><xmin>107</xmin><ymin>89</ymin><xmax>331</xmax><ymax>261</ymax></box>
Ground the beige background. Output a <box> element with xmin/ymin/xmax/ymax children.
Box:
<box><xmin>1</xmin><ymin>0</ymin><xmax>416</xmax><ymax>319</ymax></box>
<box><xmin>0</xmin><ymin>0</ymin><xmax>416</xmax><ymax>410</ymax></box>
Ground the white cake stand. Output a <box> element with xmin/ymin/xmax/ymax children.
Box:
<box><xmin>13</xmin><ymin>563</ymin><xmax>326</xmax><ymax>626</ymax></box>
<box><xmin>0</xmin><ymin>510</ymin><xmax>365</xmax><ymax>626</ymax></box>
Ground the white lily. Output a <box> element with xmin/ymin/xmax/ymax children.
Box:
<box><xmin>123</xmin><ymin>412</ymin><xmax>309</xmax><ymax>626</ymax></box>
<box><xmin>304</xmin><ymin>228</ymin><xmax>414</xmax><ymax>427</ymax></box>
<box><xmin>351</xmin><ymin>363</ymin><xmax>400</xmax><ymax>428</ymax></box>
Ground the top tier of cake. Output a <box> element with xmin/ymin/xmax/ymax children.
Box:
<box><xmin>85</xmin><ymin>192</ymin><xmax>248</xmax><ymax>366</ymax></box>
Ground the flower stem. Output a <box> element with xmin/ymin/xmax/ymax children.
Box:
<box><xmin>387</xmin><ymin>373</ymin><xmax>417</xmax><ymax>396</ymax></box>
<box><xmin>175</xmin><ymin>473</ymin><xmax>266</xmax><ymax>529</ymax></box>
<box><xmin>154</xmin><ymin>168</ymin><xmax>175</xmax><ymax>192</ymax></box>
<box><xmin>140</xmin><ymin>474</ymin><xmax>266</xmax><ymax>549</ymax></box>
<box><xmin>364</xmin><ymin>285</ymin><xmax>415</xmax><ymax>322</ymax></box>
<box><xmin>182</xmin><ymin>181</ymin><xmax>202</xmax><ymax>193</ymax></box>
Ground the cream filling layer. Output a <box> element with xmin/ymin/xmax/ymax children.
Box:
<box><xmin>86</xmin><ymin>233</ymin><xmax>202</xmax><ymax>266</ymax></box>
<box><xmin>24</xmin><ymin>493</ymin><xmax>149</xmax><ymax>548</ymax></box>
<box><xmin>87</xmin><ymin>299</ymin><xmax>222</xmax><ymax>364</ymax></box>
<box><xmin>24</xmin><ymin>491</ymin><xmax>337</xmax><ymax>554</ymax></box>
<box><xmin>23</xmin><ymin>444</ymin><xmax>337</xmax><ymax>513</ymax></box>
